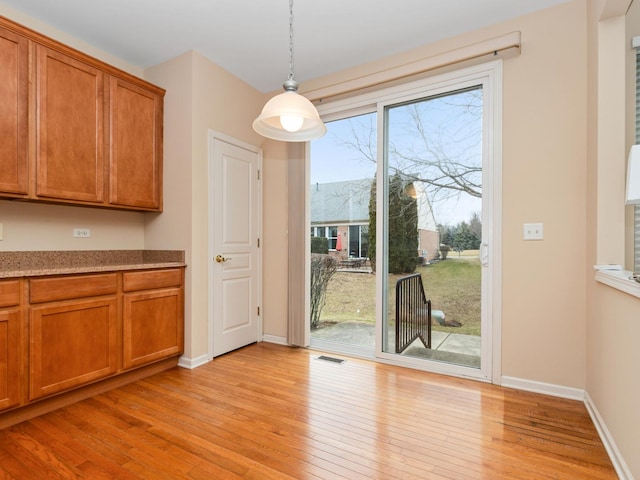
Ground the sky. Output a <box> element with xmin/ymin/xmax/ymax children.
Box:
<box><xmin>310</xmin><ymin>113</ymin><xmax>376</xmax><ymax>184</ymax></box>
<box><xmin>310</xmin><ymin>102</ymin><xmax>483</xmax><ymax>227</ymax></box>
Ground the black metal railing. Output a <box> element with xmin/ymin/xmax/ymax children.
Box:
<box><xmin>395</xmin><ymin>273</ymin><xmax>431</xmax><ymax>354</ymax></box>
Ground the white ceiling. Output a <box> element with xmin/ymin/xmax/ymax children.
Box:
<box><xmin>1</xmin><ymin>0</ymin><xmax>569</xmax><ymax>93</ymax></box>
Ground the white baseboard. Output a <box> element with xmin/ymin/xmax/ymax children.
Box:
<box><xmin>501</xmin><ymin>376</ymin><xmax>585</xmax><ymax>401</ymax></box>
<box><xmin>178</xmin><ymin>353</ymin><xmax>211</xmax><ymax>370</ymax></box>
<box><xmin>584</xmin><ymin>392</ymin><xmax>634</xmax><ymax>480</ymax></box>
<box><xmin>262</xmin><ymin>334</ymin><xmax>288</xmax><ymax>346</ymax></box>
<box><xmin>179</xmin><ymin>338</ymin><xmax>288</xmax><ymax>368</ymax></box>
<box><xmin>502</xmin><ymin>376</ymin><xmax>632</xmax><ymax>479</ymax></box>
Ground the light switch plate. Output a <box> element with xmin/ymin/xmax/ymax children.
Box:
<box><xmin>523</xmin><ymin>223</ymin><xmax>543</xmax><ymax>240</ymax></box>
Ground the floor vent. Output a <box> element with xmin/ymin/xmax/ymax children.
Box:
<box><xmin>316</xmin><ymin>355</ymin><xmax>346</xmax><ymax>364</ymax></box>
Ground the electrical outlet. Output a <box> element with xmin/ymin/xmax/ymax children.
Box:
<box><xmin>73</xmin><ymin>228</ymin><xmax>91</xmax><ymax>238</ymax></box>
<box><xmin>523</xmin><ymin>223</ymin><xmax>543</xmax><ymax>241</ymax></box>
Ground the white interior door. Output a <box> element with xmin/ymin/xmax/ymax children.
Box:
<box><xmin>210</xmin><ymin>133</ymin><xmax>262</xmax><ymax>357</ymax></box>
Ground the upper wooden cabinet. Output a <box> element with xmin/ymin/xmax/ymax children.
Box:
<box><xmin>36</xmin><ymin>46</ymin><xmax>106</xmax><ymax>203</ymax></box>
<box><xmin>109</xmin><ymin>77</ymin><xmax>163</xmax><ymax>210</ymax></box>
<box><xmin>0</xmin><ymin>16</ymin><xmax>165</xmax><ymax>212</ymax></box>
<box><xmin>0</xmin><ymin>25</ymin><xmax>28</xmax><ymax>196</ymax></box>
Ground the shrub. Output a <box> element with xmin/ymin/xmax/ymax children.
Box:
<box><xmin>310</xmin><ymin>253</ymin><xmax>337</xmax><ymax>329</ymax></box>
<box><xmin>311</xmin><ymin>236</ymin><xmax>328</xmax><ymax>254</ymax></box>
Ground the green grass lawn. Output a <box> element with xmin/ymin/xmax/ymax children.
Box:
<box><xmin>319</xmin><ymin>256</ymin><xmax>481</xmax><ymax>336</ymax></box>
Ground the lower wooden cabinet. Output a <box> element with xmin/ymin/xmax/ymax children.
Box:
<box><xmin>0</xmin><ymin>267</ymin><xmax>184</xmax><ymax>412</ymax></box>
<box><xmin>123</xmin><ymin>288</ymin><xmax>183</xmax><ymax>369</ymax></box>
<box><xmin>122</xmin><ymin>269</ymin><xmax>184</xmax><ymax>370</ymax></box>
<box><xmin>29</xmin><ymin>298</ymin><xmax>118</xmax><ymax>401</ymax></box>
<box><xmin>0</xmin><ymin>280</ymin><xmax>21</xmax><ymax>411</ymax></box>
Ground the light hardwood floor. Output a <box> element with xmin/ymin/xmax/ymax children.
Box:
<box><xmin>0</xmin><ymin>342</ymin><xmax>616</xmax><ymax>479</ymax></box>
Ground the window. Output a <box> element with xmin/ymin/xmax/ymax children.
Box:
<box><xmin>311</xmin><ymin>226</ymin><xmax>326</xmax><ymax>238</ymax></box>
<box><xmin>348</xmin><ymin>224</ymin><xmax>369</xmax><ymax>258</ymax></box>
<box><xmin>327</xmin><ymin>226</ymin><xmax>338</xmax><ymax>250</ymax></box>
<box><xmin>311</xmin><ymin>225</ymin><xmax>338</xmax><ymax>250</ymax></box>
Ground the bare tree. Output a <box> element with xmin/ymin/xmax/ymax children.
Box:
<box><xmin>310</xmin><ymin>254</ymin><xmax>338</xmax><ymax>329</ymax></box>
<box><xmin>336</xmin><ymin>87</ymin><xmax>483</xmax><ymax>207</ymax></box>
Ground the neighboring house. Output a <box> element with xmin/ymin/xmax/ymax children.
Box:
<box><xmin>310</xmin><ymin>178</ymin><xmax>440</xmax><ymax>262</ymax></box>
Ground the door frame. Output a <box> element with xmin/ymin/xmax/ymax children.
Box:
<box><xmin>313</xmin><ymin>61</ymin><xmax>502</xmax><ymax>383</ymax></box>
<box><xmin>207</xmin><ymin>130</ymin><xmax>263</xmax><ymax>360</ymax></box>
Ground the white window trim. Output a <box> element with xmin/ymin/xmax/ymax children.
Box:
<box><xmin>596</xmin><ymin>270</ymin><xmax>640</xmax><ymax>298</ymax></box>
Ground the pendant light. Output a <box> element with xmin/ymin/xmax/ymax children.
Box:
<box><xmin>252</xmin><ymin>0</ymin><xmax>326</xmax><ymax>142</ymax></box>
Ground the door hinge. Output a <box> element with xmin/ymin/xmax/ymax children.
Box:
<box><xmin>257</xmin><ymin>169</ymin><xmax>260</xmax><ymax>180</ymax></box>
<box><xmin>257</xmin><ymin>306</ymin><xmax>260</xmax><ymax>316</ymax></box>
<box><xmin>257</xmin><ymin>238</ymin><xmax>260</xmax><ymax>248</ymax></box>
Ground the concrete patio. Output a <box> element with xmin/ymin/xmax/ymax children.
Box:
<box><xmin>311</xmin><ymin>321</ymin><xmax>481</xmax><ymax>367</ymax></box>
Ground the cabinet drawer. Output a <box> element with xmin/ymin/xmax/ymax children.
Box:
<box><xmin>0</xmin><ymin>280</ymin><xmax>20</xmax><ymax>308</ymax></box>
<box><xmin>30</xmin><ymin>273</ymin><xmax>117</xmax><ymax>304</ymax></box>
<box><xmin>123</xmin><ymin>268</ymin><xmax>182</xmax><ymax>292</ymax></box>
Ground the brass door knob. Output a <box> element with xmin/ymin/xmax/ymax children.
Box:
<box><xmin>215</xmin><ymin>255</ymin><xmax>229</xmax><ymax>263</ymax></box>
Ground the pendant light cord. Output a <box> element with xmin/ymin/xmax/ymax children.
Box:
<box><xmin>288</xmin><ymin>0</ymin><xmax>295</xmax><ymax>82</ymax></box>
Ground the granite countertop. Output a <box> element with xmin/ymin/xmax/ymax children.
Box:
<box><xmin>0</xmin><ymin>250</ymin><xmax>186</xmax><ymax>278</ymax></box>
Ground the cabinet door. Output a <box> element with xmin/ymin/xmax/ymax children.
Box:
<box><xmin>0</xmin><ymin>309</ymin><xmax>21</xmax><ymax>411</ymax></box>
<box><xmin>29</xmin><ymin>298</ymin><xmax>117</xmax><ymax>400</ymax></box>
<box><xmin>36</xmin><ymin>45</ymin><xmax>105</xmax><ymax>203</ymax></box>
<box><xmin>109</xmin><ymin>76</ymin><xmax>163</xmax><ymax>210</ymax></box>
<box><xmin>0</xmin><ymin>280</ymin><xmax>21</xmax><ymax>411</ymax></box>
<box><xmin>0</xmin><ymin>27</ymin><xmax>28</xmax><ymax>196</ymax></box>
<box><xmin>123</xmin><ymin>288</ymin><xmax>183</xmax><ymax>369</ymax></box>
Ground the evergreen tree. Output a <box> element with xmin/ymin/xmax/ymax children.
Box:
<box><xmin>451</xmin><ymin>222</ymin><xmax>475</xmax><ymax>252</ymax></box>
<box><xmin>388</xmin><ymin>175</ymin><xmax>419</xmax><ymax>274</ymax></box>
<box><xmin>368</xmin><ymin>177</ymin><xmax>377</xmax><ymax>272</ymax></box>
<box><xmin>368</xmin><ymin>174</ymin><xmax>419</xmax><ymax>274</ymax></box>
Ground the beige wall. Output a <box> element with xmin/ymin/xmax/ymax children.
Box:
<box><xmin>0</xmin><ymin>0</ymin><xmax>591</xmax><ymax>385</ymax></box>
<box><xmin>144</xmin><ymin>51</ymin><xmax>270</xmax><ymax>361</ymax></box>
<box><xmin>261</xmin><ymin>139</ymin><xmax>290</xmax><ymax>339</ymax></box>
<box><xmin>2</xmin><ymin>1</ymin><xmax>638</xmax><ymax>475</ymax></box>
<box><xmin>501</xmin><ymin>1</ymin><xmax>588</xmax><ymax>388</ymax></box>
<box><xmin>0</xmin><ymin>201</ymin><xmax>145</xmax><ymax>251</ymax></box>
<box><xmin>0</xmin><ymin>2</ymin><xmax>142</xmax><ymax>76</ymax></box>
<box><xmin>586</xmin><ymin>0</ymin><xmax>640</xmax><ymax>477</ymax></box>
<box><xmin>306</xmin><ymin>1</ymin><xmax>589</xmax><ymax>388</ymax></box>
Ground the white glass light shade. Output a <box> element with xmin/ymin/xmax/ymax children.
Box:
<box><xmin>253</xmin><ymin>90</ymin><xmax>326</xmax><ymax>142</ymax></box>
<box><xmin>626</xmin><ymin>145</ymin><xmax>640</xmax><ymax>205</ymax></box>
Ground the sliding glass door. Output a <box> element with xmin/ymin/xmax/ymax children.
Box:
<box><xmin>380</xmin><ymin>86</ymin><xmax>485</xmax><ymax>373</ymax></box>
<box><xmin>309</xmin><ymin>113</ymin><xmax>377</xmax><ymax>357</ymax></box>
<box><xmin>311</xmin><ymin>62</ymin><xmax>501</xmax><ymax>380</ymax></box>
